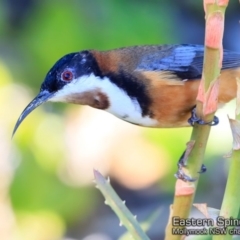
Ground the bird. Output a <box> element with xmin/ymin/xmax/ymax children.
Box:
<box><xmin>13</xmin><ymin>44</ymin><xmax>240</xmax><ymax>137</ymax></box>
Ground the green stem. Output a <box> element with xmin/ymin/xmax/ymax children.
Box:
<box><xmin>165</xmin><ymin>124</ymin><xmax>211</xmax><ymax>240</ymax></box>
<box><xmin>165</xmin><ymin>1</ymin><xmax>229</xmax><ymax>239</ymax></box>
<box><xmin>213</xmin><ymin>95</ymin><xmax>240</xmax><ymax>240</ymax></box>
<box><xmin>94</xmin><ymin>170</ymin><xmax>150</xmax><ymax>240</ymax></box>
<box><xmin>213</xmin><ymin>150</ymin><xmax>240</xmax><ymax>240</ymax></box>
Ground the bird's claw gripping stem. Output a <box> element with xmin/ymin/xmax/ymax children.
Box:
<box><xmin>188</xmin><ymin>107</ymin><xmax>219</xmax><ymax>126</ymax></box>
<box><xmin>175</xmin><ymin>150</ymin><xmax>207</xmax><ymax>182</ymax></box>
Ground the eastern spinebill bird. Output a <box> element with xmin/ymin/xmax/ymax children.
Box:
<box><xmin>13</xmin><ymin>44</ymin><xmax>240</xmax><ymax>181</ymax></box>
<box><xmin>13</xmin><ymin>44</ymin><xmax>240</xmax><ymax>136</ymax></box>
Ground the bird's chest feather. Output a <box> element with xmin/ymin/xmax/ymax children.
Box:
<box><xmin>96</xmin><ymin>77</ymin><xmax>159</xmax><ymax>126</ymax></box>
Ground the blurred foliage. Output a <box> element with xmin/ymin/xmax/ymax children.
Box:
<box><xmin>0</xmin><ymin>1</ymin><xmax>177</xmax><ymax>239</ymax></box>
<box><xmin>145</xmin><ymin>127</ymin><xmax>192</xmax><ymax>190</ymax></box>
<box><xmin>0</xmin><ymin>0</ymin><xmax>239</xmax><ymax>239</ymax></box>
<box><xmin>2</xmin><ymin>0</ymin><xmax>177</xmax><ymax>90</ymax></box>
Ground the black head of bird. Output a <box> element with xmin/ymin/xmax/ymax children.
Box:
<box><xmin>13</xmin><ymin>51</ymin><xmax>103</xmax><ymax>136</ymax></box>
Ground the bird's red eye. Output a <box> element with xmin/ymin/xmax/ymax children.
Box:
<box><xmin>61</xmin><ymin>70</ymin><xmax>73</xmax><ymax>81</ymax></box>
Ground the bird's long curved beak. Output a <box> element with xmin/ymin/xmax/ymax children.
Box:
<box><xmin>12</xmin><ymin>90</ymin><xmax>54</xmax><ymax>137</ymax></box>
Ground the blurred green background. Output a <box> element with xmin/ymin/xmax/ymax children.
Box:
<box><xmin>0</xmin><ymin>1</ymin><xmax>240</xmax><ymax>239</ymax></box>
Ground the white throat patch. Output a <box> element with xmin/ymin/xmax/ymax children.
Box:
<box><xmin>50</xmin><ymin>74</ymin><xmax>158</xmax><ymax>127</ymax></box>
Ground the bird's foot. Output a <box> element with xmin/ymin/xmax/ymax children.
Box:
<box><xmin>174</xmin><ymin>150</ymin><xmax>207</xmax><ymax>182</ymax></box>
<box><xmin>188</xmin><ymin>107</ymin><xmax>219</xmax><ymax>126</ymax></box>
<box><xmin>198</xmin><ymin>164</ymin><xmax>207</xmax><ymax>174</ymax></box>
